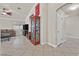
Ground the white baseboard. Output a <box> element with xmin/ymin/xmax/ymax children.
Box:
<box><xmin>40</xmin><ymin>40</ymin><xmax>66</xmax><ymax>48</ymax></box>
<box><xmin>40</xmin><ymin>42</ymin><xmax>47</xmax><ymax>45</ymax></box>
<box><xmin>40</xmin><ymin>42</ymin><xmax>57</xmax><ymax>48</ymax></box>
<box><xmin>47</xmin><ymin>39</ymin><xmax>66</xmax><ymax>48</ymax></box>
<box><xmin>57</xmin><ymin>39</ymin><xmax>66</xmax><ymax>46</ymax></box>
<box><xmin>66</xmin><ymin>35</ymin><xmax>79</xmax><ymax>39</ymax></box>
<box><xmin>48</xmin><ymin>43</ymin><xmax>57</xmax><ymax>48</ymax></box>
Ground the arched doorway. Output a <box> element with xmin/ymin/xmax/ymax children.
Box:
<box><xmin>56</xmin><ymin>3</ymin><xmax>79</xmax><ymax>46</ymax></box>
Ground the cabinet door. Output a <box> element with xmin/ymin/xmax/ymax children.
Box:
<box><xmin>35</xmin><ymin>18</ymin><xmax>40</xmax><ymax>42</ymax></box>
<box><xmin>31</xmin><ymin>19</ymin><xmax>35</xmax><ymax>40</ymax></box>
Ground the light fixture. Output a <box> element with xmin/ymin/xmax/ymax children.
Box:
<box><xmin>68</xmin><ymin>4</ymin><xmax>79</xmax><ymax>11</ymax></box>
<box><xmin>2</xmin><ymin>12</ymin><xmax>7</xmax><ymax>15</ymax></box>
<box><xmin>1</xmin><ymin>8</ymin><xmax>12</xmax><ymax>16</ymax></box>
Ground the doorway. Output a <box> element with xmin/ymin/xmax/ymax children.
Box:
<box><xmin>56</xmin><ymin>3</ymin><xmax>79</xmax><ymax>46</ymax></box>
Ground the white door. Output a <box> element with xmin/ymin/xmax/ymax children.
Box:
<box><xmin>57</xmin><ymin>10</ymin><xmax>65</xmax><ymax>45</ymax></box>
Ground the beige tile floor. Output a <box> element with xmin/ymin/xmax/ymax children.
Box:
<box><xmin>1</xmin><ymin>36</ymin><xmax>79</xmax><ymax>56</ymax></box>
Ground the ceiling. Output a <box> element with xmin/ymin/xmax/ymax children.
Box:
<box><xmin>60</xmin><ymin>3</ymin><xmax>79</xmax><ymax>16</ymax></box>
<box><xmin>0</xmin><ymin>3</ymin><xmax>35</xmax><ymax>25</ymax></box>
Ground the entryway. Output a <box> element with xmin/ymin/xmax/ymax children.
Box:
<box><xmin>56</xmin><ymin>3</ymin><xmax>79</xmax><ymax>48</ymax></box>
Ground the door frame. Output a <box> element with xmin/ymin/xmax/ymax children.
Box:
<box><xmin>56</xmin><ymin>3</ymin><xmax>70</xmax><ymax>46</ymax></box>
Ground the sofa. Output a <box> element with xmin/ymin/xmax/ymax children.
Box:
<box><xmin>1</xmin><ymin>29</ymin><xmax>16</xmax><ymax>41</ymax></box>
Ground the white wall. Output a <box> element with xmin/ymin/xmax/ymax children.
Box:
<box><xmin>25</xmin><ymin>4</ymin><xmax>36</xmax><ymax>32</ymax></box>
<box><xmin>25</xmin><ymin>3</ymin><xmax>48</xmax><ymax>45</ymax></box>
<box><xmin>40</xmin><ymin>3</ymin><xmax>48</xmax><ymax>45</ymax></box>
<box><xmin>0</xmin><ymin>18</ymin><xmax>23</xmax><ymax>30</ymax></box>
<box><xmin>64</xmin><ymin>15</ymin><xmax>79</xmax><ymax>39</ymax></box>
<box><xmin>48</xmin><ymin>4</ymin><xmax>64</xmax><ymax>47</ymax></box>
<box><xmin>25</xmin><ymin>16</ymin><xmax>31</xmax><ymax>32</ymax></box>
<box><xmin>0</xmin><ymin>20</ymin><xmax>13</xmax><ymax>29</ymax></box>
<box><xmin>25</xmin><ymin>3</ymin><xmax>65</xmax><ymax>46</ymax></box>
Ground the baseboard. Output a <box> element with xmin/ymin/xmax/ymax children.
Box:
<box><xmin>40</xmin><ymin>42</ymin><xmax>47</xmax><ymax>45</ymax></box>
<box><xmin>57</xmin><ymin>39</ymin><xmax>66</xmax><ymax>46</ymax></box>
<box><xmin>41</xmin><ymin>40</ymin><xmax>66</xmax><ymax>48</ymax></box>
<box><xmin>41</xmin><ymin>42</ymin><xmax>57</xmax><ymax>48</ymax></box>
<box><xmin>48</xmin><ymin>43</ymin><xmax>57</xmax><ymax>48</ymax></box>
<box><xmin>66</xmin><ymin>35</ymin><xmax>79</xmax><ymax>39</ymax></box>
<box><xmin>47</xmin><ymin>39</ymin><xmax>66</xmax><ymax>48</ymax></box>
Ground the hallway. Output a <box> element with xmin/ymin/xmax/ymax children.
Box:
<box><xmin>0</xmin><ymin>3</ymin><xmax>79</xmax><ymax>56</ymax></box>
<box><xmin>1</xmin><ymin>36</ymin><xmax>79</xmax><ymax>56</ymax></box>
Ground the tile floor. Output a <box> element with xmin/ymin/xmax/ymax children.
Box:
<box><xmin>1</xmin><ymin>36</ymin><xmax>79</xmax><ymax>56</ymax></box>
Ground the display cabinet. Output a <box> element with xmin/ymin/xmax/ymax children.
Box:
<box><xmin>30</xmin><ymin>15</ymin><xmax>40</xmax><ymax>45</ymax></box>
